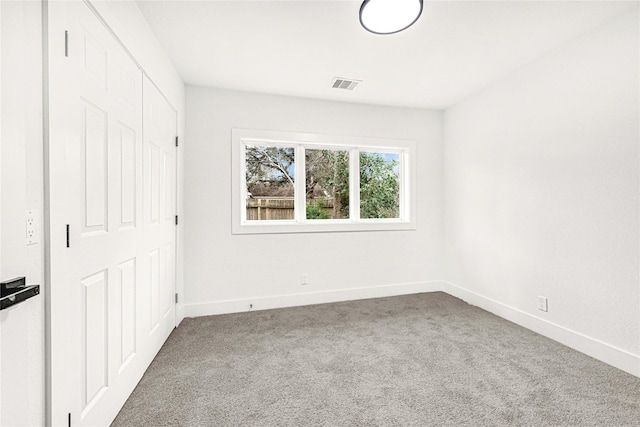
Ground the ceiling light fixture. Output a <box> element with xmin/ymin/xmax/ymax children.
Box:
<box><xmin>359</xmin><ymin>0</ymin><xmax>423</xmax><ymax>35</ymax></box>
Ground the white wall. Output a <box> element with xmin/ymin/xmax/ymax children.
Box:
<box><xmin>184</xmin><ymin>87</ymin><xmax>443</xmax><ymax>315</ymax></box>
<box><xmin>443</xmin><ymin>9</ymin><xmax>639</xmax><ymax>376</ymax></box>
<box><xmin>0</xmin><ymin>1</ymin><xmax>45</xmax><ymax>425</ymax></box>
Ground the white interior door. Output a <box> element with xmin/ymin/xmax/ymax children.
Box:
<box><xmin>143</xmin><ymin>77</ymin><xmax>178</xmax><ymax>341</ymax></box>
<box><xmin>47</xmin><ymin>2</ymin><xmax>177</xmax><ymax>425</ymax></box>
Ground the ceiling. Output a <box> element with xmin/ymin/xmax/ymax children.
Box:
<box><xmin>136</xmin><ymin>0</ymin><xmax>637</xmax><ymax>109</ymax></box>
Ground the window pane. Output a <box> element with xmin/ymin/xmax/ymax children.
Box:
<box><xmin>359</xmin><ymin>152</ymin><xmax>400</xmax><ymax>219</ymax></box>
<box><xmin>245</xmin><ymin>145</ymin><xmax>295</xmax><ymax>221</ymax></box>
<box><xmin>305</xmin><ymin>149</ymin><xmax>349</xmax><ymax>220</ymax></box>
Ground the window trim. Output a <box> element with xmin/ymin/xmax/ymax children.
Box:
<box><xmin>232</xmin><ymin>128</ymin><xmax>416</xmax><ymax>234</ymax></box>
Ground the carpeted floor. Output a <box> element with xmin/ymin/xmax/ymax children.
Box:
<box><xmin>111</xmin><ymin>292</ymin><xmax>640</xmax><ymax>426</ymax></box>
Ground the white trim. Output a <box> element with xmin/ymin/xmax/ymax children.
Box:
<box><xmin>0</xmin><ymin>2</ymin><xmax>3</xmax><ymax>423</ymax></box>
<box><xmin>441</xmin><ymin>280</ymin><xmax>640</xmax><ymax>378</ymax></box>
<box><xmin>350</xmin><ymin>147</ymin><xmax>360</xmax><ymax>221</ymax></box>
<box><xmin>184</xmin><ymin>281</ymin><xmax>443</xmax><ymax>318</ymax></box>
<box><xmin>295</xmin><ymin>145</ymin><xmax>305</xmax><ymax>223</ymax></box>
<box><xmin>232</xmin><ymin>128</ymin><xmax>417</xmax><ymax>234</ymax></box>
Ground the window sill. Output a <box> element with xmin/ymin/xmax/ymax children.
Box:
<box><xmin>232</xmin><ymin>219</ymin><xmax>415</xmax><ymax>235</ymax></box>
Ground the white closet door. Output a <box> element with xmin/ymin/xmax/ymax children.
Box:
<box><xmin>47</xmin><ymin>2</ymin><xmax>176</xmax><ymax>426</ymax></box>
<box><xmin>143</xmin><ymin>77</ymin><xmax>178</xmax><ymax>345</ymax></box>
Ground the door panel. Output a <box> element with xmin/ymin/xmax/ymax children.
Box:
<box><xmin>143</xmin><ymin>77</ymin><xmax>177</xmax><ymax>343</ymax></box>
<box><xmin>48</xmin><ymin>2</ymin><xmax>177</xmax><ymax>425</ymax></box>
<box><xmin>118</xmin><ymin>125</ymin><xmax>137</xmax><ymax>229</ymax></box>
<box><xmin>148</xmin><ymin>144</ymin><xmax>160</xmax><ymax>224</ymax></box>
<box><xmin>80</xmin><ymin>269</ymin><xmax>108</xmax><ymax>414</ymax></box>
<box><xmin>149</xmin><ymin>248</ymin><xmax>160</xmax><ymax>332</ymax></box>
<box><xmin>118</xmin><ymin>258</ymin><xmax>136</xmax><ymax>371</ymax></box>
<box><xmin>81</xmin><ymin>101</ymin><xmax>108</xmax><ymax>233</ymax></box>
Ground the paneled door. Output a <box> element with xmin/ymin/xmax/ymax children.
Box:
<box><xmin>142</xmin><ymin>77</ymin><xmax>178</xmax><ymax>340</ymax></box>
<box><xmin>47</xmin><ymin>2</ymin><xmax>177</xmax><ymax>426</ymax></box>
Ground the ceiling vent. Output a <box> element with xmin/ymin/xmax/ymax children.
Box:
<box><xmin>331</xmin><ymin>77</ymin><xmax>361</xmax><ymax>90</ymax></box>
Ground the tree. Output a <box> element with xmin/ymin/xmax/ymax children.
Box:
<box><xmin>305</xmin><ymin>149</ymin><xmax>349</xmax><ymax>219</ymax></box>
<box><xmin>245</xmin><ymin>145</ymin><xmax>399</xmax><ymax>219</ymax></box>
<box><xmin>359</xmin><ymin>152</ymin><xmax>399</xmax><ymax>219</ymax></box>
<box><xmin>306</xmin><ymin>197</ymin><xmax>331</xmax><ymax>219</ymax></box>
<box><xmin>245</xmin><ymin>145</ymin><xmax>295</xmax><ymax>196</ymax></box>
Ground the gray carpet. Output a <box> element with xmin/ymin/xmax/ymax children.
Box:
<box><xmin>112</xmin><ymin>292</ymin><xmax>640</xmax><ymax>426</ymax></box>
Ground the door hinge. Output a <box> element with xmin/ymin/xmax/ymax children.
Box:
<box><xmin>64</xmin><ymin>31</ymin><xmax>69</xmax><ymax>57</ymax></box>
<box><xmin>66</xmin><ymin>224</ymin><xmax>70</xmax><ymax>248</ymax></box>
<box><xmin>175</xmin><ymin>293</ymin><xmax>178</xmax><ymax>304</ymax></box>
<box><xmin>175</xmin><ymin>215</ymin><xmax>178</xmax><ymax>225</ymax></box>
<box><xmin>175</xmin><ymin>136</ymin><xmax>179</xmax><ymax>147</ymax></box>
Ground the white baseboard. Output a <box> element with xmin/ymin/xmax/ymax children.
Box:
<box><xmin>183</xmin><ymin>279</ymin><xmax>639</xmax><ymax>378</ymax></box>
<box><xmin>184</xmin><ymin>280</ymin><xmax>443</xmax><ymax>318</ymax></box>
<box><xmin>175</xmin><ymin>304</ymin><xmax>185</xmax><ymax>327</ymax></box>
<box><xmin>441</xmin><ymin>280</ymin><xmax>640</xmax><ymax>378</ymax></box>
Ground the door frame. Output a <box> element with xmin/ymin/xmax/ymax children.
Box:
<box><xmin>0</xmin><ymin>2</ymin><xmax>3</xmax><ymax>420</ymax></box>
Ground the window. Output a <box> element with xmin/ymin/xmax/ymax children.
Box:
<box><xmin>245</xmin><ymin>144</ymin><xmax>296</xmax><ymax>221</ymax></box>
<box><xmin>359</xmin><ymin>151</ymin><xmax>400</xmax><ymax>219</ymax></box>
<box><xmin>305</xmin><ymin>148</ymin><xmax>349</xmax><ymax>220</ymax></box>
<box><xmin>232</xmin><ymin>129</ymin><xmax>416</xmax><ymax>234</ymax></box>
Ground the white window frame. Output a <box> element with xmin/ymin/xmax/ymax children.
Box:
<box><xmin>232</xmin><ymin>128</ymin><xmax>416</xmax><ymax>234</ymax></box>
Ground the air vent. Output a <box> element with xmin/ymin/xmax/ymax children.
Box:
<box><xmin>331</xmin><ymin>77</ymin><xmax>361</xmax><ymax>90</ymax></box>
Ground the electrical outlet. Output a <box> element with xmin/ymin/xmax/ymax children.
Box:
<box><xmin>26</xmin><ymin>210</ymin><xmax>38</xmax><ymax>245</ymax></box>
<box><xmin>538</xmin><ymin>296</ymin><xmax>548</xmax><ymax>312</ymax></box>
<box><xmin>301</xmin><ymin>274</ymin><xmax>309</xmax><ymax>285</ymax></box>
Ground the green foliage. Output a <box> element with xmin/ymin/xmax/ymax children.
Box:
<box><xmin>359</xmin><ymin>152</ymin><xmax>399</xmax><ymax>219</ymax></box>
<box><xmin>306</xmin><ymin>197</ymin><xmax>331</xmax><ymax>220</ymax></box>
<box><xmin>247</xmin><ymin>144</ymin><xmax>399</xmax><ymax>219</ymax></box>
<box><xmin>305</xmin><ymin>150</ymin><xmax>349</xmax><ymax>219</ymax></box>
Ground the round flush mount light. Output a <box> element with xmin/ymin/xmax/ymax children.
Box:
<box><xmin>359</xmin><ymin>0</ymin><xmax>424</xmax><ymax>35</ymax></box>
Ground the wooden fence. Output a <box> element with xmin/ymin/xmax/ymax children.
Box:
<box><xmin>246</xmin><ymin>197</ymin><xmax>334</xmax><ymax>220</ymax></box>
